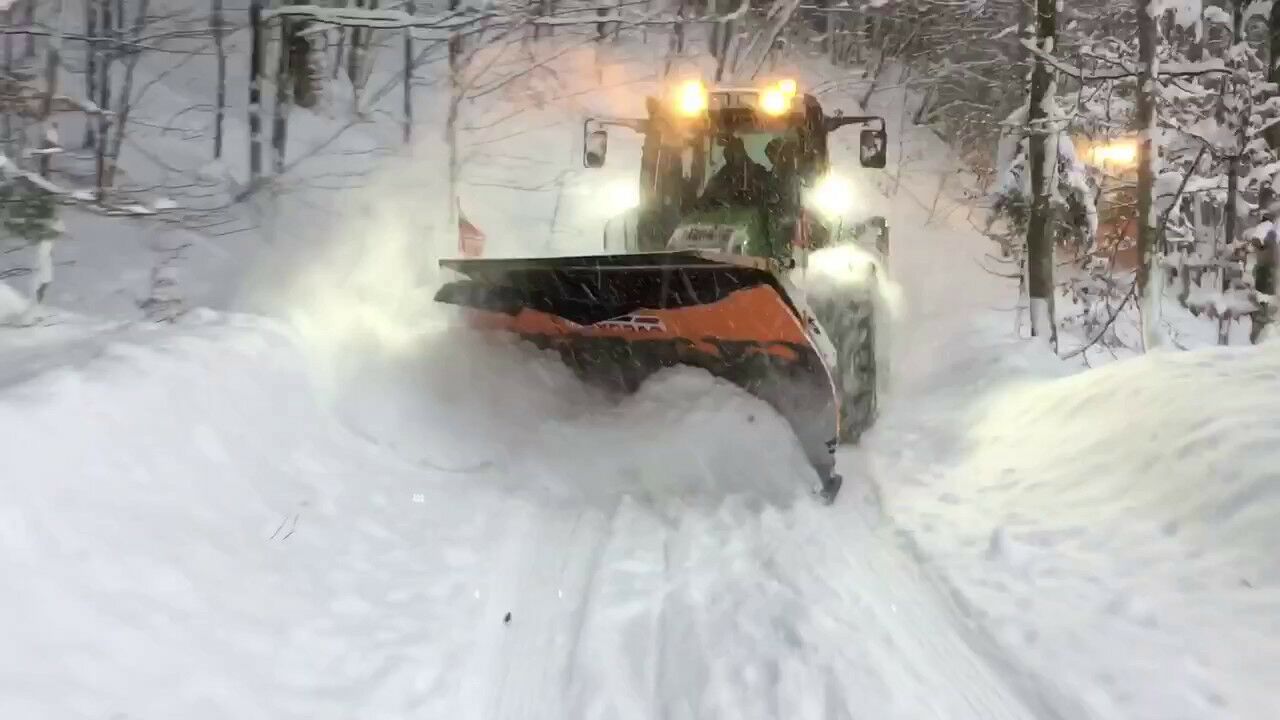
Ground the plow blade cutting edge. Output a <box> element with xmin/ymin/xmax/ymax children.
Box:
<box><xmin>433</xmin><ymin>251</ymin><xmax>842</xmax><ymax>498</ymax></box>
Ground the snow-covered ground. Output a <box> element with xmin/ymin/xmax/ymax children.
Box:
<box><xmin>834</xmin><ymin>86</ymin><xmax>1280</xmax><ymax>719</ymax></box>
<box><xmin>870</xmin><ymin>334</ymin><xmax>1280</xmax><ymax>720</ymax></box>
<box><xmin>4</xmin><ymin>12</ymin><xmax>1280</xmax><ymax>720</ymax></box>
<box><xmin>0</xmin><ymin>307</ymin><xmax>1055</xmax><ymax>719</ymax></box>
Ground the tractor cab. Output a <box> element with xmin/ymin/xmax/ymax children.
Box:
<box><xmin>584</xmin><ymin>79</ymin><xmax>887</xmax><ymax>262</ymax></box>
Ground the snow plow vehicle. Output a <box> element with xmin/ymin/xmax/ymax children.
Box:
<box><xmin>434</xmin><ymin>79</ymin><xmax>890</xmax><ymax>503</ymax></box>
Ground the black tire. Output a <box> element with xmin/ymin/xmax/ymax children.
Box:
<box><xmin>808</xmin><ymin>285</ymin><xmax>878</xmax><ymax>445</ymax></box>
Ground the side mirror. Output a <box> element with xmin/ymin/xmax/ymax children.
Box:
<box><xmin>584</xmin><ymin>129</ymin><xmax>608</xmax><ymax>168</ymax></box>
<box><xmin>859</xmin><ymin>128</ymin><xmax>887</xmax><ymax>169</ymax></box>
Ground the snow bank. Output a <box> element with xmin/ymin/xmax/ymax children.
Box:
<box><xmin>875</xmin><ymin>342</ymin><xmax>1280</xmax><ymax>720</ymax></box>
<box><xmin>0</xmin><ymin>314</ymin><xmax>417</xmax><ymax>719</ymax></box>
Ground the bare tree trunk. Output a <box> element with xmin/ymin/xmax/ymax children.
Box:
<box><xmin>104</xmin><ymin>0</ymin><xmax>147</xmax><ymax>188</ymax></box>
<box><xmin>1252</xmin><ymin>0</ymin><xmax>1280</xmax><ymax>342</ymax></box>
<box><xmin>674</xmin><ymin>0</ymin><xmax>686</xmax><ymax>55</ymax></box>
<box><xmin>94</xmin><ymin>0</ymin><xmax>113</xmax><ymax>198</ymax></box>
<box><xmin>736</xmin><ymin>0</ymin><xmax>803</xmax><ymax>80</ymax></box>
<box><xmin>1136</xmin><ymin>0</ymin><xmax>1161</xmax><ymax>349</ymax></box>
<box><xmin>1216</xmin><ymin>0</ymin><xmax>1250</xmax><ymax>345</ymax></box>
<box><xmin>707</xmin><ymin>0</ymin><xmax>720</xmax><ymax>56</ymax></box>
<box><xmin>2</xmin><ymin>9</ymin><xmax>13</xmax><ymax>158</ymax></box>
<box><xmin>1268</xmin><ymin>0</ymin><xmax>1280</xmax><ymax>152</ymax></box>
<box><xmin>1223</xmin><ymin>0</ymin><xmax>1245</xmax><ymax>254</ymax></box>
<box><xmin>663</xmin><ymin>1</ymin><xmax>688</xmax><ymax>77</ymax></box>
<box><xmin>1005</xmin><ymin>0</ymin><xmax>1025</xmax><ymax>65</ymax></box>
<box><xmin>94</xmin><ymin>64</ymin><xmax>107</xmax><ymax>198</ymax></box>
<box><xmin>536</xmin><ymin>0</ymin><xmax>553</xmax><ymax>40</ymax></box>
<box><xmin>447</xmin><ymin>38</ymin><xmax>461</xmax><ymax>226</ymax></box>
<box><xmin>35</xmin><ymin>0</ymin><xmax>67</xmax><ymax>306</ymax></box>
<box><xmin>83</xmin><ymin>0</ymin><xmax>97</xmax><ymax>149</ymax></box>
<box><xmin>22</xmin><ymin>0</ymin><xmax>35</xmax><ymax>59</ymax></box>
<box><xmin>403</xmin><ymin>0</ymin><xmax>413</xmax><ymax>144</ymax></box>
<box><xmin>287</xmin><ymin>16</ymin><xmax>315</xmax><ymax>108</ymax></box>
<box><xmin>248</xmin><ymin>0</ymin><xmax>263</xmax><ymax>181</ymax></box>
<box><xmin>448</xmin><ymin>0</ymin><xmax>461</xmax><ymax>75</ymax></box>
<box><xmin>348</xmin><ymin>0</ymin><xmax>365</xmax><ymax>93</ymax></box>
<box><xmin>355</xmin><ymin>0</ymin><xmax>379</xmax><ymax>92</ymax></box>
<box><xmin>38</xmin><ymin>0</ymin><xmax>66</xmax><ymax>179</ymax></box>
<box><xmin>212</xmin><ymin>0</ymin><xmax>225</xmax><ymax>159</ymax></box>
<box><xmin>859</xmin><ymin>41</ymin><xmax>891</xmax><ymax>107</ymax></box>
<box><xmin>825</xmin><ymin>0</ymin><xmax>837</xmax><ymax>65</ymax></box>
<box><xmin>1025</xmin><ymin>0</ymin><xmax>1057</xmax><ymax>348</ymax></box>
<box><xmin>714</xmin><ymin>16</ymin><xmax>736</xmax><ymax>82</ymax></box>
<box><xmin>273</xmin><ymin>18</ymin><xmax>293</xmax><ymax>175</ymax></box>
<box><xmin>846</xmin><ymin>7</ymin><xmax>862</xmax><ymax>64</ymax></box>
<box><xmin>332</xmin><ymin>23</ymin><xmax>346</xmax><ymax>80</ymax></box>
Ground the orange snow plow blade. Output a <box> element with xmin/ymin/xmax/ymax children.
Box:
<box><xmin>433</xmin><ymin>251</ymin><xmax>841</xmax><ymax>487</ymax></box>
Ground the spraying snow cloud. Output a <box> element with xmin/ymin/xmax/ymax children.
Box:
<box><xmin>236</xmin><ymin>138</ymin><xmax>456</xmax><ymax>393</ymax></box>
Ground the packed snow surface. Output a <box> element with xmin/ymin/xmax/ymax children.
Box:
<box><xmin>0</xmin><ymin>312</ymin><xmax>1048</xmax><ymax>719</ymax></box>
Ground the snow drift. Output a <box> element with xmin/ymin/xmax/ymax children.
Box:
<box><xmin>874</xmin><ymin>341</ymin><xmax>1280</xmax><ymax>720</ymax></box>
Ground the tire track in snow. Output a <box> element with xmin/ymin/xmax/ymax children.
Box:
<box><xmin>566</xmin><ymin>498</ymin><xmax>676</xmax><ymax>719</ymax></box>
<box><xmin>434</xmin><ymin>476</ymin><xmax>1049</xmax><ymax>720</ymax></box>
<box><xmin>478</xmin><ymin>499</ymin><xmax>616</xmax><ymax>720</ymax></box>
<box><xmin>320</xmin><ymin>322</ymin><xmax>1051</xmax><ymax>718</ymax></box>
<box><xmin>554</xmin><ymin>503</ymin><xmax>620</xmax><ymax>713</ymax></box>
<box><xmin>824</xmin><ymin>505</ymin><xmax>1046</xmax><ymax>719</ymax></box>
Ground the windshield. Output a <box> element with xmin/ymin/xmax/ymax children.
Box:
<box><xmin>688</xmin><ymin>127</ymin><xmax>801</xmax><ymax>211</ymax></box>
<box><xmin>702</xmin><ymin>129</ymin><xmax>798</xmax><ymax>185</ymax></box>
<box><xmin>705</xmin><ymin>131</ymin><xmax>784</xmax><ymax>177</ymax></box>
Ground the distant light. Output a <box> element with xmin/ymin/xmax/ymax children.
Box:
<box><xmin>1089</xmin><ymin>140</ymin><xmax>1138</xmax><ymax>168</ymax></box>
<box><xmin>760</xmin><ymin>88</ymin><xmax>790</xmax><ymax>116</ymax></box>
<box><xmin>676</xmin><ymin>79</ymin><xmax>707</xmax><ymax>116</ymax></box>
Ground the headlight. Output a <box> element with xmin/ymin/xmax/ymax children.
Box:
<box><xmin>806</xmin><ymin>243</ymin><xmax>876</xmax><ymax>284</ymax></box>
<box><xmin>809</xmin><ymin>173</ymin><xmax>853</xmax><ymax>217</ymax></box>
<box><xmin>603</xmin><ymin>180</ymin><xmax>639</xmax><ymax>214</ymax></box>
<box><xmin>759</xmin><ymin>88</ymin><xmax>790</xmax><ymax>116</ymax></box>
<box><xmin>675</xmin><ymin>79</ymin><xmax>707</xmax><ymax>116</ymax></box>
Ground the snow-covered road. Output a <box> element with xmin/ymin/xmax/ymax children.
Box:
<box><xmin>0</xmin><ymin>303</ymin><xmax>1052</xmax><ymax>718</ymax></box>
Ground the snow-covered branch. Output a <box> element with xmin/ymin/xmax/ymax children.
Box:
<box><xmin>0</xmin><ymin>155</ymin><xmax>167</xmax><ymax>216</ymax></box>
<box><xmin>264</xmin><ymin>2</ymin><xmax>750</xmax><ymax>35</ymax></box>
<box><xmin>1020</xmin><ymin>40</ymin><xmax>1229</xmax><ymax>81</ymax></box>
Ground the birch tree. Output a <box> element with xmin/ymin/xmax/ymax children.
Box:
<box><xmin>1135</xmin><ymin>0</ymin><xmax>1162</xmax><ymax>349</ymax></box>
<box><xmin>31</xmin><ymin>0</ymin><xmax>67</xmax><ymax>306</ymax></box>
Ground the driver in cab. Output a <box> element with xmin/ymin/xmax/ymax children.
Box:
<box><xmin>698</xmin><ymin>135</ymin><xmax>777</xmax><ymax>208</ymax></box>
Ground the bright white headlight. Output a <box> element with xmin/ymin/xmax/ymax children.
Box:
<box><xmin>603</xmin><ymin>180</ymin><xmax>640</xmax><ymax>215</ymax></box>
<box><xmin>808</xmin><ymin>242</ymin><xmax>876</xmax><ymax>280</ymax></box>
<box><xmin>810</xmin><ymin>173</ymin><xmax>854</xmax><ymax>217</ymax></box>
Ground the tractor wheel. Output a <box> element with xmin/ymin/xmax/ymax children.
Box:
<box><xmin>808</xmin><ymin>285</ymin><xmax>878</xmax><ymax>445</ymax></box>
